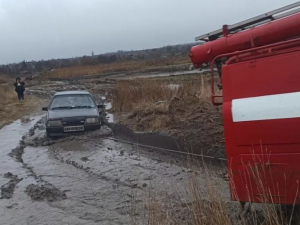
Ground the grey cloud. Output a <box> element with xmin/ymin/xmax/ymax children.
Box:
<box><xmin>0</xmin><ymin>0</ymin><xmax>296</xmax><ymax>63</ymax></box>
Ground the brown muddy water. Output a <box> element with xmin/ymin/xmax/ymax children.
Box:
<box><xmin>0</xmin><ymin>114</ymin><xmax>230</xmax><ymax>225</ymax></box>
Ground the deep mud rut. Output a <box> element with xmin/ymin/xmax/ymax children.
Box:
<box><xmin>0</xmin><ymin>114</ymin><xmax>230</xmax><ymax>225</ymax></box>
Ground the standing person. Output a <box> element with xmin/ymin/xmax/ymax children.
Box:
<box><xmin>13</xmin><ymin>78</ymin><xmax>25</xmax><ymax>100</ymax></box>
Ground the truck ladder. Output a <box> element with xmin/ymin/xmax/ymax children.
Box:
<box><xmin>195</xmin><ymin>1</ymin><xmax>300</xmax><ymax>41</ymax></box>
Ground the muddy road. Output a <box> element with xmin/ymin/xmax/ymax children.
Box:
<box><xmin>0</xmin><ymin>114</ymin><xmax>229</xmax><ymax>225</ymax></box>
<box><xmin>0</xmin><ymin>77</ymin><xmax>233</xmax><ymax>225</ymax></box>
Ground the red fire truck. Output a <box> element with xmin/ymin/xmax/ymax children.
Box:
<box><xmin>190</xmin><ymin>2</ymin><xmax>300</xmax><ymax>205</ymax></box>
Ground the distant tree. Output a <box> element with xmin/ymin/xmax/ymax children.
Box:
<box><xmin>0</xmin><ymin>42</ymin><xmax>197</xmax><ymax>75</ymax></box>
<box><xmin>98</xmin><ymin>55</ymin><xmax>108</xmax><ymax>64</ymax></box>
<box><xmin>108</xmin><ymin>55</ymin><xmax>117</xmax><ymax>63</ymax></box>
<box><xmin>35</xmin><ymin>60</ymin><xmax>44</xmax><ymax>71</ymax></box>
<box><xmin>21</xmin><ymin>60</ymin><xmax>27</xmax><ymax>70</ymax></box>
<box><xmin>81</xmin><ymin>56</ymin><xmax>98</xmax><ymax>66</ymax></box>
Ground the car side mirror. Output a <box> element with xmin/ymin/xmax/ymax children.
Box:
<box><xmin>97</xmin><ymin>104</ymin><xmax>105</xmax><ymax>108</ymax></box>
<box><xmin>42</xmin><ymin>107</ymin><xmax>48</xmax><ymax>111</ymax></box>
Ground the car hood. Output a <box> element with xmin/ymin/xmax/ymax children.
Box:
<box><xmin>48</xmin><ymin>108</ymin><xmax>99</xmax><ymax>119</ymax></box>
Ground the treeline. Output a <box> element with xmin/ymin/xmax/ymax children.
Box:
<box><xmin>0</xmin><ymin>43</ymin><xmax>196</xmax><ymax>75</ymax></box>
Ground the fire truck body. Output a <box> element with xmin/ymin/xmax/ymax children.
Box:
<box><xmin>190</xmin><ymin>11</ymin><xmax>300</xmax><ymax>68</ymax></box>
<box><xmin>190</xmin><ymin>2</ymin><xmax>300</xmax><ymax>205</ymax></box>
<box><xmin>223</xmin><ymin>43</ymin><xmax>300</xmax><ymax>204</ymax></box>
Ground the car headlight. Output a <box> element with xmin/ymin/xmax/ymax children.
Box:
<box><xmin>86</xmin><ymin>118</ymin><xmax>99</xmax><ymax>124</ymax></box>
<box><xmin>47</xmin><ymin>120</ymin><xmax>62</xmax><ymax>127</ymax></box>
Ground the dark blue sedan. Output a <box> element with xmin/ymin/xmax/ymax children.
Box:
<box><xmin>42</xmin><ymin>91</ymin><xmax>102</xmax><ymax>137</ymax></box>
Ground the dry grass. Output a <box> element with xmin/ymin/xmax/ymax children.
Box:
<box><xmin>129</xmin><ymin>157</ymin><xmax>298</xmax><ymax>225</ymax></box>
<box><xmin>43</xmin><ymin>56</ymin><xmax>190</xmax><ymax>78</ymax></box>
<box><xmin>0</xmin><ymin>84</ymin><xmax>16</xmax><ymax>104</ymax></box>
<box><xmin>112</xmin><ymin>76</ymin><xmax>211</xmax><ymax>113</ymax></box>
<box><xmin>0</xmin><ymin>74</ymin><xmax>10</xmax><ymax>84</ymax></box>
<box><xmin>0</xmin><ymin>85</ymin><xmax>46</xmax><ymax>128</ymax></box>
<box><xmin>228</xmin><ymin>148</ymin><xmax>300</xmax><ymax>225</ymax></box>
<box><xmin>129</xmin><ymin>164</ymin><xmax>232</xmax><ymax>225</ymax></box>
<box><xmin>112</xmin><ymin>79</ymin><xmax>176</xmax><ymax>112</ymax></box>
<box><xmin>110</xmin><ymin>75</ymin><xmax>215</xmax><ymax>132</ymax></box>
<box><xmin>187</xmin><ymin>171</ymin><xmax>232</xmax><ymax>225</ymax></box>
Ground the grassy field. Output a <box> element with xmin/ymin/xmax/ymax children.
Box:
<box><xmin>43</xmin><ymin>55</ymin><xmax>190</xmax><ymax>78</ymax></box>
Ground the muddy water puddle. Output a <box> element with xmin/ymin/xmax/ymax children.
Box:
<box><xmin>0</xmin><ymin>116</ymin><xmax>41</xmax><ymax>186</ymax></box>
<box><xmin>0</xmin><ymin>116</ymin><xmax>229</xmax><ymax>224</ymax></box>
<box><xmin>123</xmin><ymin>70</ymin><xmax>200</xmax><ymax>79</ymax></box>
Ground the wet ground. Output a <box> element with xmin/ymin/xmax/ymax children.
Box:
<box><xmin>0</xmin><ymin>114</ymin><xmax>230</xmax><ymax>225</ymax></box>
<box><xmin>0</xmin><ymin>73</ymin><xmax>236</xmax><ymax>224</ymax></box>
<box><xmin>2</xmin><ymin>69</ymin><xmax>297</xmax><ymax>224</ymax></box>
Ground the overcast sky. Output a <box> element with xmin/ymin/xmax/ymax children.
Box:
<box><xmin>0</xmin><ymin>0</ymin><xmax>297</xmax><ymax>64</ymax></box>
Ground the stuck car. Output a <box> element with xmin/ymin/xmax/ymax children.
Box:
<box><xmin>42</xmin><ymin>91</ymin><xmax>102</xmax><ymax>137</ymax></box>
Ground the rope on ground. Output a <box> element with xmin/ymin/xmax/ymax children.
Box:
<box><xmin>99</xmin><ymin>136</ymin><xmax>227</xmax><ymax>161</ymax></box>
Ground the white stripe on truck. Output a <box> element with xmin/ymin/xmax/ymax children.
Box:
<box><xmin>232</xmin><ymin>92</ymin><xmax>300</xmax><ymax>122</ymax></box>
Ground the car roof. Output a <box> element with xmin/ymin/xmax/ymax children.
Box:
<box><xmin>54</xmin><ymin>90</ymin><xmax>91</xmax><ymax>96</ymax></box>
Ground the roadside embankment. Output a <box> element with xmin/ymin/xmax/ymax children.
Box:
<box><xmin>109</xmin><ymin>74</ymin><xmax>225</xmax><ymax>158</ymax></box>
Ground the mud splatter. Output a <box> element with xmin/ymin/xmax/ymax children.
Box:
<box><xmin>8</xmin><ymin>145</ymin><xmax>25</xmax><ymax>163</ymax></box>
<box><xmin>25</xmin><ymin>184</ymin><xmax>67</xmax><ymax>202</ymax></box>
<box><xmin>1</xmin><ymin>173</ymin><xmax>22</xmax><ymax>199</ymax></box>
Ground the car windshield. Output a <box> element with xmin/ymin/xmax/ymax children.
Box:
<box><xmin>50</xmin><ymin>94</ymin><xmax>96</xmax><ymax>110</ymax></box>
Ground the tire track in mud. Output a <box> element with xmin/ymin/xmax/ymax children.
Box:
<box><xmin>20</xmin><ymin>120</ymin><xmax>147</xmax><ymax>223</ymax></box>
<box><xmin>21</xmin><ymin>126</ymin><xmax>143</xmax><ymax>224</ymax></box>
<box><xmin>45</xmin><ymin>125</ymin><xmax>146</xmax><ymax>190</ymax></box>
<box><xmin>2</xmin><ymin>119</ymin><xmax>117</xmax><ymax>224</ymax></box>
<box><xmin>1</xmin><ymin>113</ymin><xmax>228</xmax><ymax>224</ymax></box>
<box><xmin>7</xmin><ymin>119</ymin><xmax>67</xmax><ymax>202</ymax></box>
<box><xmin>51</xmin><ymin>152</ymin><xmax>144</xmax><ymax>190</ymax></box>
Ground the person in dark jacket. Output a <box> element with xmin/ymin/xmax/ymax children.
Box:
<box><xmin>13</xmin><ymin>78</ymin><xmax>25</xmax><ymax>100</ymax></box>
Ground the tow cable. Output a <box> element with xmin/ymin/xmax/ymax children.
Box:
<box><xmin>99</xmin><ymin>136</ymin><xmax>227</xmax><ymax>162</ymax></box>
